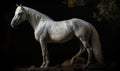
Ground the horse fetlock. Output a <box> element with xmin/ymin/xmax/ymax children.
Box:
<box><xmin>41</xmin><ymin>61</ymin><xmax>49</xmax><ymax>68</ymax></box>
<box><xmin>71</xmin><ymin>56</ymin><xmax>77</xmax><ymax>64</ymax></box>
<box><xmin>40</xmin><ymin>64</ymin><xmax>45</xmax><ymax>68</ymax></box>
<box><xmin>86</xmin><ymin>60</ymin><xmax>91</xmax><ymax>66</ymax></box>
<box><xmin>46</xmin><ymin>60</ymin><xmax>49</xmax><ymax>65</ymax></box>
<box><xmin>40</xmin><ymin>62</ymin><xmax>49</xmax><ymax>71</ymax></box>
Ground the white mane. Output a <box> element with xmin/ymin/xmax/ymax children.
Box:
<box><xmin>23</xmin><ymin>6</ymin><xmax>50</xmax><ymax>19</ymax></box>
<box><xmin>23</xmin><ymin>6</ymin><xmax>53</xmax><ymax>30</ymax></box>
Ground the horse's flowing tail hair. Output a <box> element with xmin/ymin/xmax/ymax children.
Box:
<box><xmin>90</xmin><ymin>24</ymin><xmax>104</xmax><ymax>64</ymax></box>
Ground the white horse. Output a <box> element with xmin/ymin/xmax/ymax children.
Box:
<box><xmin>11</xmin><ymin>4</ymin><xmax>103</xmax><ymax>69</ymax></box>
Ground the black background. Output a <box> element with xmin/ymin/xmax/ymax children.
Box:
<box><xmin>0</xmin><ymin>0</ymin><xmax>119</xmax><ymax>71</ymax></box>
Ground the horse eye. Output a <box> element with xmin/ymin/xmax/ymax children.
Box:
<box><xmin>18</xmin><ymin>12</ymin><xmax>22</xmax><ymax>15</ymax></box>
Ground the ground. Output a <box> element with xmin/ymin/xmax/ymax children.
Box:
<box><xmin>14</xmin><ymin>57</ymin><xmax>115</xmax><ymax>71</ymax></box>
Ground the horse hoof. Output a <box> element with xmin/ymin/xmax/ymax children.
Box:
<box><xmin>71</xmin><ymin>56</ymin><xmax>81</xmax><ymax>64</ymax></box>
<box><xmin>40</xmin><ymin>67</ymin><xmax>48</xmax><ymax>71</ymax></box>
<box><xmin>83</xmin><ymin>63</ymin><xmax>91</xmax><ymax>69</ymax></box>
<box><xmin>40</xmin><ymin>65</ymin><xmax>48</xmax><ymax>71</ymax></box>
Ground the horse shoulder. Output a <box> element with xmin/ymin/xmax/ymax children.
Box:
<box><xmin>34</xmin><ymin>23</ymin><xmax>46</xmax><ymax>41</ymax></box>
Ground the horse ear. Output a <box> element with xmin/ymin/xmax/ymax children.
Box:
<box><xmin>16</xmin><ymin>4</ymin><xmax>19</xmax><ymax>7</ymax></box>
<box><xmin>20</xmin><ymin>4</ymin><xmax>24</xmax><ymax>9</ymax></box>
<box><xmin>20</xmin><ymin>4</ymin><xmax>22</xmax><ymax>7</ymax></box>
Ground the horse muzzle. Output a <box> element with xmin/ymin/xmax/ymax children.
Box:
<box><xmin>11</xmin><ymin>16</ymin><xmax>21</xmax><ymax>28</ymax></box>
<box><xmin>11</xmin><ymin>20</ymin><xmax>18</xmax><ymax>29</ymax></box>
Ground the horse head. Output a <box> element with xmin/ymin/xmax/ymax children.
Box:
<box><xmin>11</xmin><ymin>4</ymin><xmax>27</xmax><ymax>28</ymax></box>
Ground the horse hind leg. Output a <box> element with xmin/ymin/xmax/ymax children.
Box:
<box><xmin>71</xmin><ymin>39</ymin><xmax>86</xmax><ymax>64</ymax></box>
<box><xmin>80</xmin><ymin>37</ymin><xmax>93</xmax><ymax>67</ymax></box>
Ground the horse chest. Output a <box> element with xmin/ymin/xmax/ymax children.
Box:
<box><xmin>34</xmin><ymin>24</ymin><xmax>46</xmax><ymax>41</ymax></box>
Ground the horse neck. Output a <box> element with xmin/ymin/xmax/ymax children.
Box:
<box><xmin>25</xmin><ymin>7</ymin><xmax>52</xmax><ymax>30</ymax></box>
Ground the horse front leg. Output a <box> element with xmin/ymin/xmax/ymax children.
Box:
<box><xmin>40</xmin><ymin>39</ymin><xmax>49</xmax><ymax>69</ymax></box>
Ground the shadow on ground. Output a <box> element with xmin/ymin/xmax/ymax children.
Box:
<box><xmin>14</xmin><ymin>57</ymin><xmax>117</xmax><ymax>71</ymax></box>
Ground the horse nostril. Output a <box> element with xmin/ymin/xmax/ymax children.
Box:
<box><xmin>11</xmin><ymin>24</ymin><xmax>15</xmax><ymax>28</ymax></box>
<box><xmin>11</xmin><ymin>18</ymin><xmax>18</xmax><ymax>28</ymax></box>
<box><xmin>11</xmin><ymin>21</ymin><xmax>15</xmax><ymax>27</ymax></box>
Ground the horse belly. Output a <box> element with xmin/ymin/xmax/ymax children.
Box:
<box><xmin>48</xmin><ymin>30</ymin><xmax>74</xmax><ymax>43</ymax></box>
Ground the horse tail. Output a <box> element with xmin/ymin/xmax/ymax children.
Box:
<box><xmin>90</xmin><ymin>24</ymin><xmax>104</xmax><ymax>64</ymax></box>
